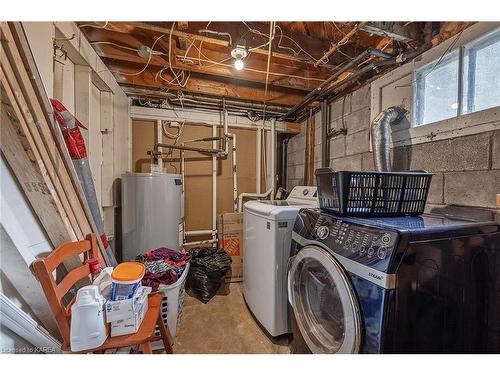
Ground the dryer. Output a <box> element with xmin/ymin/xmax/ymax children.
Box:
<box><xmin>243</xmin><ymin>186</ymin><xmax>318</xmax><ymax>337</ymax></box>
<box><xmin>288</xmin><ymin>208</ymin><xmax>500</xmax><ymax>353</ymax></box>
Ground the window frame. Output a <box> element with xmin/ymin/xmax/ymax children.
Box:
<box><xmin>462</xmin><ymin>28</ymin><xmax>500</xmax><ymax>114</ymax></box>
<box><xmin>370</xmin><ymin>22</ymin><xmax>500</xmax><ymax>148</ymax></box>
<box><xmin>413</xmin><ymin>49</ymin><xmax>461</xmax><ymax>126</ymax></box>
<box><xmin>413</xmin><ymin>26</ymin><xmax>500</xmax><ymax>128</ymax></box>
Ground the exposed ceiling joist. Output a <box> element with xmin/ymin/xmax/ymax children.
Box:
<box><xmin>360</xmin><ymin>22</ymin><xmax>425</xmax><ymax>42</ymax></box>
<box><xmin>105</xmin><ymin>59</ymin><xmax>306</xmax><ymax>106</ymax></box>
<box><xmin>78</xmin><ymin>21</ymin><xmax>474</xmax><ymax>120</ymax></box>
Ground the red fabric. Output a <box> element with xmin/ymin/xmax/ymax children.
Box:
<box><xmin>50</xmin><ymin>99</ymin><xmax>88</xmax><ymax>159</ymax></box>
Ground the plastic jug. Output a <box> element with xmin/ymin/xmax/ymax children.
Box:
<box><xmin>93</xmin><ymin>267</ymin><xmax>114</xmax><ymax>300</ymax></box>
<box><xmin>70</xmin><ymin>285</ymin><xmax>107</xmax><ymax>352</ymax></box>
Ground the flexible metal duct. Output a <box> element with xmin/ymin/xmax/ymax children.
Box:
<box><xmin>371</xmin><ymin>106</ymin><xmax>408</xmax><ymax>171</ymax></box>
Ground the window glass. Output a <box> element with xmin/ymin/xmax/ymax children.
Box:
<box><xmin>462</xmin><ymin>28</ymin><xmax>500</xmax><ymax>114</ymax></box>
<box><xmin>413</xmin><ymin>50</ymin><xmax>459</xmax><ymax>126</ymax></box>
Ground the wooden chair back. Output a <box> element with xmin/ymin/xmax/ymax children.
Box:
<box><xmin>32</xmin><ymin>234</ymin><xmax>100</xmax><ymax>345</ymax></box>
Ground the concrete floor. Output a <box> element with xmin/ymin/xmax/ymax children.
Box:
<box><xmin>173</xmin><ymin>282</ymin><xmax>290</xmax><ymax>354</ymax></box>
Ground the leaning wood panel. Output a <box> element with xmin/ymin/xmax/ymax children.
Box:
<box><xmin>0</xmin><ymin>96</ymin><xmax>74</xmax><ymax>246</ymax></box>
<box><xmin>0</xmin><ymin>94</ymin><xmax>90</xmax><ymax>281</ymax></box>
<box><xmin>1</xmin><ymin>22</ymin><xmax>111</xmax><ymax>265</ymax></box>
<box><xmin>0</xmin><ymin>47</ymin><xmax>84</xmax><ymax>241</ymax></box>
<box><xmin>1</xmin><ymin>24</ymin><xmax>88</xmax><ymax>239</ymax></box>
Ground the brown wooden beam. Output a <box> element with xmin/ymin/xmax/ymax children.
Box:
<box><xmin>81</xmin><ymin>22</ymin><xmax>342</xmax><ymax>68</ymax></box>
<box><xmin>88</xmin><ymin>38</ymin><xmax>330</xmax><ymax>91</ymax></box>
<box><xmin>104</xmin><ymin>59</ymin><xmax>306</xmax><ymax>106</ymax></box>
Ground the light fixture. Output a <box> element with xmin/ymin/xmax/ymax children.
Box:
<box><xmin>234</xmin><ymin>58</ymin><xmax>244</xmax><ymax>71</ymax></box>
<box><xmin>231</xmin><ymin>45</ymin><xmax>248</xmax><ymax>71</ymax></box>
<box><xmin>137</xmin><ymin>45</ymin><xmax>152</xmax><ymax>60</ymax></box>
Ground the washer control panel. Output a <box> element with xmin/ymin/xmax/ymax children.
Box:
<box><xmin>314</xmin><ymin>217</ymin><xmax>398</xmax><ymax>269</ymax></box>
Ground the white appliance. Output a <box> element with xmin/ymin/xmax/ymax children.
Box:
<box><xmin>70</xmin><ymin>285</ymin><xmax>107</xmax><ymax>352</ymax></box>
<box><xmin>121</xmin><ymin>172</ymin><xmax>183</xmax><ymax>261</ymax></box>
<box><xmin>242</xmin><ymin>185</ymin><xmax>318</xmax><ymax>337</ymax></box>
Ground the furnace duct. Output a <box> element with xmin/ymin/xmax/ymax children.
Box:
<box><xmin>370</xmin><ymin>106</ymin><xmax>408</xmax><ymax>172</ymax></box>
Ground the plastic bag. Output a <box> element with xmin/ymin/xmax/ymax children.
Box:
<box><xmin>185</xmin><ymin>247</ymin><xmax>232</xmax><ymax>304</ymax></box>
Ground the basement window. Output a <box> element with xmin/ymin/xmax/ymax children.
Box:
<box><xmin>413</xmin><ymin>50</ymin><xmax>460</xmax><ymax>126</ymax></box>
<box><xmin>461</xmin><ymin>28</ymin><xmax>500</xmax><ymax>114</ymax></box>
<box><xmin>413</xmin><ymin>27</ymin><xmax>500</xmax><ymax>127</ymax></box>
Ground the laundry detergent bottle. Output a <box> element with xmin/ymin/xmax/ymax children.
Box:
<box><xmin>70</xmin><ymin>285</ymin><xmax>107</xmax><ymax>352</ymax></box>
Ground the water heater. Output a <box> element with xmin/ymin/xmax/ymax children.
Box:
<box><xmin>121</xmin><ymin>172</ymin><xmax>183</xmax><ymax>261</ymax></box>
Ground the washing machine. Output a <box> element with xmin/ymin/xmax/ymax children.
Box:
<box><xmin>288</xmin><ymin>208</ymin><xmax>500</xmax><ymax>353</ymax></box>
<box><xmin>243</xmin><ymin>186</ymin><xmax>318</xmax><ymax>337</ymax></box>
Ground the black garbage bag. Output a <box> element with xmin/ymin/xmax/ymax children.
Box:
<box><xmin>185</xmin><ymin>247</ymin><xmax>232</xmax><ymax>304</ymax></box>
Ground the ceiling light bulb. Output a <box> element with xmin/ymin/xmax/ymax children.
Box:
<box><xmin>234</xmin><ymin>58</ymin><xmax>244</xmax><ymax>71</ymax></box>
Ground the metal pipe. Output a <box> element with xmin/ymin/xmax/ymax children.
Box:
<box><xmin>181</xmin><ymin>146</ymin><xmax>186</xmax><ymax>244</ymax></box>
<box><xmin>186</xmin><ymin>229</ymin><xmax>216</xmax><ymax>236</ymax></box>
<box><xmin>238</xmin><ymin>188</ymin><xmax>273</xmax><ymax>213</ymax></box>
<box><xmin>293</xmin><ymin>48</ymin><xmax>427</xmax><ymax>122</ymax></box>
<box><xmin>184</xmin><ymin>238</ymin><xmax>218</xmax><ymax>247</ymax></box>
<box><xmin>223</xmin><ymin>98</ymin><xmax>229</xmax><ymax>155</ymax></box>
<box><xmin>314</xmin><ymin>22</ymin><xmax>367</xmax><ymax>67</ymax></box>
<box><xmin>280</xmin><ymin>48</ymin><xmax>394</xmax><ymax>120</ymax></box>
<box><xmin>281</xmin><ymin>137</ymin><xmax>289</xmax><ymax>189</ymax></box>
<box><xmin>256</xmin><ymin>126</ymin><xmax>262</xmax><ymax>194</ymax></box>
<box><xmin>183</xmin><ymin>136</ymin><xmax>223</xmax><ymax>144</ymax></box>
<box><xmin>229</xmin><ymin>134</ymin><xmax>238</xmax><ymax>212</ymax></box>
<box><xmin>212</xmin><ymin>125</ymin><xmax>217</xmax><ymax>243</ymax></box>
<box><xmin>129</xmin><ymin>89</ymin><xmax>292</xmax><ymax>116</ymax></box>
<box><xmin>270</xmin><ymin>117</ymin><xmax>276</xmax><ymax>198</ymax></box>
<box><xmin>156</xmin><ymin>120</ymin><xmax>163</xmax><ymax>172</ymax></box>
<box><xmin>320</xmin><ymin>99</ymin><xmax>329</xmax><ymax>167</ymax></box>
<box><xmin>153</xmin><ymin>143</ymin><xmax>221</xmax><ymax>155</ymax></box>
<box><xmin>370</xmin><ymin>106</ymin><xmax>408</xmax><ymax>171</ymax></box>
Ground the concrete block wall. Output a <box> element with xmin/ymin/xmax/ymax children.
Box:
<box><xmin>286</xmin><ymin>83</ymin><xmax>500</xmax><ymax>220</ymax></box>
<box><xmin>286</xmin><ymin>112</ymin><xmax>321</xmax><ymax>188</ymax></box>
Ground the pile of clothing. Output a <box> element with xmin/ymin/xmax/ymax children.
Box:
<box><xmin>135</xmin><ymin>248</ymin><xmax>191</xmax><ymax>292</ymax></box>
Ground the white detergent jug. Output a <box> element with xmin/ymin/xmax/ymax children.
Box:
<box><xmin>70</xmin><ymin>285</ymin><xmax>107</xmax><ymax>352</ymax></box>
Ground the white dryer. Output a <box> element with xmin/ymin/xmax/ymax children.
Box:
<box><xmin>242</xmin><ymin>186</ymin><xmax>318</xmax><ymax>337</ymax></box>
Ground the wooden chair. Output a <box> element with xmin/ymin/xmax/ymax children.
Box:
<box><xmin>32</xmin><ymin>233</ymin><xmax>173</xmax><ymax>354</ymax></box>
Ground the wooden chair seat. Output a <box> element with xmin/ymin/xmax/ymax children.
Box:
<box><xmin>61</xmin><ymin>294</ymin><xmax>166</xmax><ymax>353</ymax></box>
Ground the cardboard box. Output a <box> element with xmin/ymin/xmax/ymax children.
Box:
<box><xmin>217</xmin><ymin>212</ymin><xmax>243</xmax><ymax>282</ymax></box>
<box><xmin>106</xmin><ymin>286</ymin><xmax>150</xmax><ymax>323</ymax></box>
<box><xmin>108</xmin><ymin>286</ymin><xmax>150</xmax><ymax>337</ymax></box>
<box><xmin>110</xmin><ymin>295</ymin><xmax>148</xmax><ymax>337</ymax></box>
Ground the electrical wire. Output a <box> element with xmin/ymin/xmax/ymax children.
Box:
<box><xmin>176</xmin><ymin>53</ymin><xmax>325</xmax><ymax>82</ymax></box>
<box><xmin>198</xmin><ymin>29</ymin><xmax>232</xmax><ymax>46</ymax></box>
<box><xmin>243</xmin><ymin>21</ymin><xmax>327</xmax><ymax>64</ymax></box>
<box><xmin>422</xmin><ymin>29</ymin><xmax>464</xmax><ymax>78</ymax></box>
<box><xmin>168</xmin><ymin>22</ymin><xmax>191</xmax><ymax>88</ymax></box>
<box><xmin>92</xmin><ymin>36</ymin><xmax>328</xmax><ymax>83</ymax></box>
<box><xmin>162</xmin><ymin>120</ymin><xmax>185</xmax><ymax>139</ymax></box>
<box><xmin>90</xmin><ymin>41</ymin><xmax>165</xmax><ymax>55</ymax></box>
<box><xmin>331</xmin><ymin>22</ymin><xmax>347</xmax><ymax>36</ymax></box>
<box><xmin>79</xmin><ymin>21</ymin><xmax>109</xmax><ymax>29</ymax></box>
<box><xmin>117</xmin><ymin>33</ymin><xmax>167</xmax><ymax>76</ymax></box>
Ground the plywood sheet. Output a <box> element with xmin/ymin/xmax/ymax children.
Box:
<box><xmin>132</xmin><ymin>119</ymin><xmax>156</xmax><ymax>173</ymax></box>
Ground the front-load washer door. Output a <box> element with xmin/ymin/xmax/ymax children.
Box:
<box><xmin>288</xmin><ymin>245</ymin><xmax>362</xmax><ymax>354</ymax></box>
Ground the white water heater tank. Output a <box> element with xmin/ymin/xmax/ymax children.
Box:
<box><xmin>121</xmin><ymin>172</ymin><xmax>183</xmax><ymax>260</ymax></box>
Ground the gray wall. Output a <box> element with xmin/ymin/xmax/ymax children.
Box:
<box><xmin>286</xmin><ymin>84</ymin><xmax>500</xmax><ymax>221</ymax></box>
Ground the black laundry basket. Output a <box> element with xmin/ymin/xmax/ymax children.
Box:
<box><xmin>315</xmin><ymin>168</ymin><xmax>433</xmax><ymax>217</ymax></box>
